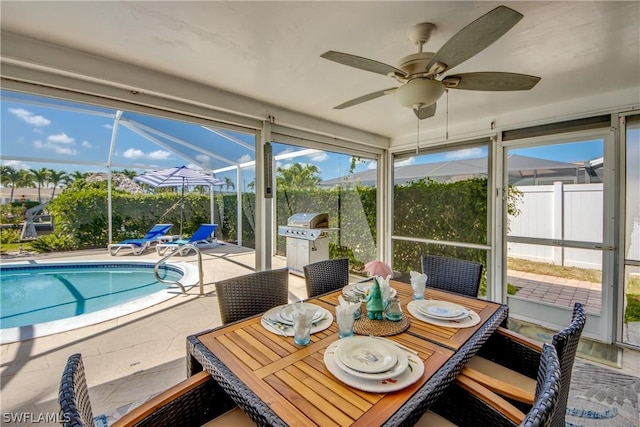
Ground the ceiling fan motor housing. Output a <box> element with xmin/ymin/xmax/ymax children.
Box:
<box><xmin>395</xmin><ymin>78</ymin><xmax>445</xmax><ymax>109</ymax></box>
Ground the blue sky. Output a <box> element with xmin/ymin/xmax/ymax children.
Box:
<box><xmin>0</xmin><ymin>90</ymin><xmax>378</xmax><ymax>190</ymax></box>
<box><xmin>1</xmin><ymin>89</ymin><xmax>607</xmax><ymax>190</ymax></box>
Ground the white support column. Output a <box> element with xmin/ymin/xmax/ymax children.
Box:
<box><xmin>107</xmin><ymin>110</ymin><xmax>123</xmax><ymax>244</ymax></box>
<box><xmin>236</xmin><ymin>165</ymin><xmax>243</xmax><ymax>247</ymax></box>
<box><xmin>553</xmin><ymin>181</ymin><xmax>564</xmax><ymax>265</ymax></box>
<box><xmin>490</xmin><ymin>133</ymin><xmax>504</xmax><ymax>303</ymax></box>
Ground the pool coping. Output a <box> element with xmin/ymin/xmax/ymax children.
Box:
<box><xmin>0</xmin><ymin>259</ymin><xmax>200</xmax><ymax>344</ymax></box>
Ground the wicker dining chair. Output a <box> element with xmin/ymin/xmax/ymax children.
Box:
<box><xmin>303</xmin><ymin>258</ymin><xmax>349</xmax><ymax>298</ymax></box>
<box><xmin>59</xmin><ymin>353</ymin><xmax>252</xmax><ymax>427</ymax></box>
<box><xmin>420</xmin><ymin>254</ymin><xmax>483</xmax><ymax>297</ymax></box>
<box><xmin>215</xmin><ymin>268</ymin><xmax>289</xmax><ymax>325</ymax></box>
<box><xmin>422</xmin><ymin>343</ymin><xmax>561</xmax><ymax>427</ymax></box>
<box><xmin>461</xmin><ymin>302</ymin><xmax>586</xmax><ymax>427</ymax></box>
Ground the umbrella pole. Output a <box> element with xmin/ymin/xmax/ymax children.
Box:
<box><xmin>180</xmin><ymin>180</ymin><xmax>185</xmax><ymax>236</ymax></box>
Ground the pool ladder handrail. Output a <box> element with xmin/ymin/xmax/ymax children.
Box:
<box><xmin>154</xmin><ymin>244</ymin><xmax>205</xmax><ymax>296</ymax></box>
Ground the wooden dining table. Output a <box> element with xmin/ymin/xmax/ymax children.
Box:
<box><xmin>187</xmin><ymin>280</ymin><xmax>508</xmax><ymax>427</ymax></box>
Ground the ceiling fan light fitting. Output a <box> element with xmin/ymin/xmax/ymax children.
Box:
<box><xmin>395</xmin><ymin>78</ymin><xmax>445</xmax><ymax>109</ymax></box>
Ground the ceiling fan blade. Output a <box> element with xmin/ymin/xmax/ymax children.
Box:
<box><xmin>334</xmin><ymin>88</ymin><xmax>397</xmax><ymax>110</ymax></box>
<box><xmin>321</xmin><ymin>51</ymin><xmax>406</xmax><ymax>77</ymax></box>
<box><xmin>413</xmin><ymin>103</ymin><xmax>437</xmax><ymax>120</ymax></box>
<box><xmin>442</xmin><ymin>72</ymin><xmax>541</xmax><ymax>91</ymax></box>
<box><xmin>426</xmin><ymin>6</ymin><xmax>523</xmax><ymax>73</ymax></box>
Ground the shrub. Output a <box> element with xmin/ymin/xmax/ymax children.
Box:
<box><xmin>0</xmin><ymin>228</ymin><xmax>21</xmax><ymax>245</ymax></box>
<box><xmin>29</xmin><ymin>233</ymin><xmax>75</xmax><ymax>252</ymax></box>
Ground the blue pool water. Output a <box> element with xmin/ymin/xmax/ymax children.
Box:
<box><xmin>0</xmin><ymin>263</ymin><xmax>183</xmax><ymax>329</ymax></box>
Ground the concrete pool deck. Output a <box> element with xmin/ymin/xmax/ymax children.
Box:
<box><xmin>1</xmin><ymin>244</ymin><xmax>308</xmax><ymax>424</ymax></box>
<box><xmin>1</xmin><ymin>244</ymin><xmax>638</xmax><ymax>426</ymax></box>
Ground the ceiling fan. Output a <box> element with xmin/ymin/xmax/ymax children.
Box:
<box><xmin>321</xmin><ymin>5</ymin><xmax>541</xmax><ymax>120</ymax></box>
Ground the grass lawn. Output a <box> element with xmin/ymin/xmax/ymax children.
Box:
<box><xmin>0</xmin><ymin>242</ymin><xmax>35</xmax><ymax>253</ymax></box>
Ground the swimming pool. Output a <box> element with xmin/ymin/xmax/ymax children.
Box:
<box><xmin>0</xmin><ymin>260</ymin><xmax>199</xmax><ymax>343</ymax></box>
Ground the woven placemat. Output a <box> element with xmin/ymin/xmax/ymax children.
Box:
<box><xmin>353</xmin><ymin>315</ymin><xmax>410</xmax><ymax>336</ymax></box>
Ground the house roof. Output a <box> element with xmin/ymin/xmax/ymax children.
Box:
<box><xmin>320</xmin><ymin>154</ymin><xmax>587</xmax><ymax>187</ymax></box>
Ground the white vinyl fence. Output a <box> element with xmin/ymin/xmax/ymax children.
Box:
<box><xmin>507</xmin><ymin>182</ymin><xmax>613</xmax><ymax>270</ymax></box>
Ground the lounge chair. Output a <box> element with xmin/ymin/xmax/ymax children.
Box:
<box><xmin>155</xmin><ymin>224</ymin><xmax>218</xmax><ymax>256</ymax></box>
<box><xmin>108</xmin><ymin>224</ymin><xmax>173</xmax><ymax>256</ymax></box>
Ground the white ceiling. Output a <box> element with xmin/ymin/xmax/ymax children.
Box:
<box><xmin>1</xmin><ymin>1</ymin><xmax>639</xmax><ymax>146</ymax></box>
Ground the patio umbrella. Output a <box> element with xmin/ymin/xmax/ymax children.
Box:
<box><xmin>134</xmin><ymin>166</ymin><xmax>224</xmax><ymax>235</ymax></box>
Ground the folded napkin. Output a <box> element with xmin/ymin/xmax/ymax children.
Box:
<box><xmin>292</xmin><ymin>301</ymin><xmax>320</xmax><ymax>323</ymax></box>
<box><xmin>337</xmin><ymin>295</ymin><xmax>361</xmax><ymax>317</ymax></box>
<box><xmin>410</xmin><ymin>270</ymin><xmax>427</xmax><ymax>296</ymax></box>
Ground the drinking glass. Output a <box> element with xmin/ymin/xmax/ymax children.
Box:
<box><xmin>384</xmin><ymin>297</ymin><xmax>403</xmax><ymax>322</ymax></box>
<box><xmin>336</xmin><ymin>308</ymin><xmax>355</xmax><ymax>338</ymax></box>
<box><xmin>293</xmin><ymin>311</ymin><xmax>314</xmax><ymax>346</ymax></box>
<box><xmin>345</xmin><ymin>294</ymin><xmax>362</xmax><ymax>320</ymax></box>
<box><xmin>412</xmin><ymin>279</ymin><xmax>426</xmax><ymax>300</ymax></box>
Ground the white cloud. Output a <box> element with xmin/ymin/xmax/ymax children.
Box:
<box><xmin>82</xmin><ymin>140</ymin><xmax>93</xmax><ymax>148</ymax></box>
<box><xmin>48</xmin><ymin>133</ymin><xmax>75</xmax><ymax>144</ymax></box>
<box><xmin>195</xmin><ymin>154</ymin><xmax>210</xmax><ymax>163</ymax></box>
<box><xmin>446</xmin><ymin>147</ymin><xmax>484</xmax><ymax>160</ymax></box>
<box><xmin>309</xmin><ymin>152</ymin><xmax>329</xmax><ymax>162</ymax></box>
<box><xmin>394</xmin><ymin>157</ymin><xmax>416</xmax><ymax>167</ymax></box>
<box><xmin>33</xmin><ymin>128</ymin><xmax>44</xmax><ymax>135</ymax></box>
<box><xmin>121</xmin><ymin>148</ymin><xmax>172</xmax><ymax>161</ymax></box>
<box><xmin>1</xmin><ymin>160</ymin><xmax>29</xmax><ymax>170</ymax></box>
<box><xmin>8</xmin><ymin>108</ymin><xmax>51</xmax><ymax>127</ymax></box>
<box><xmin>238</xmin><ymin>154</ymin><xmax>253</xmax><ymax>164</ymax></box>
<box><xmin>147</xmin><ymin>150</ymin><xmax>171</xmax><ymax>160</ymax></box>
<box><xmin>34</xmin><ymin>140</ymin><xmax>78</xmax><ymax>155</ymax></box>
<box><xmin>103</xmin><ymin>124</ymin><xmax>113</xmax><ymax>130</ymax></box>
<box><xmin>123</xmin><ymin>148</ymin><xmax>145</xmax><ymax>159</ymax></box>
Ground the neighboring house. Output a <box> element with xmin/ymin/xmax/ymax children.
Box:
<box><xmin>319</xmin><ymin>154</ymin><xmax>602</xmax><ymax>187</ymax></box>
<box><xmin>0</xmin><ymin>187</ymin><xmax>55</xmax><ymax>205</ymax></box>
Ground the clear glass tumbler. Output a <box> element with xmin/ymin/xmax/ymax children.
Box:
<box><xmin>345</xmin><ymin>294</ymin><xmax>362</xmax><ymax>320</ymax></box>
<box><xmin>336</xmin><ymin>309</ymin><xmax>355</xmax><ymax>338</ymax></box>
<box><xmin>293</xmin><ymin>311</ymin><xmax>313</xmax><ymax>346</ymax></box>
<box><xmin>385</xmin><ymin>297</ymin><xmax>403</xmax><ymax>322</ymax></box>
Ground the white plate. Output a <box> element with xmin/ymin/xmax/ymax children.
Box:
<box><xmin>416</xmin><ymin>300</ymin><xmax>470</xmax><ymax>320</ymax></box>
<box><xmin>261</xmin><ymin>305</ymin><xmax>333</xmax><ymax>337</ymax></box>
<box><xmin>333</xmin><ymin>342</ymin><xmax>408</xmax><ymax>380</ymax></box>
<box><xmin>278</xmin><ymin>303</ymin><xmax>324</xmax><ymax>324</ymax></box>
<box><xmin>407</xmin><ymin>301</ymin><xmax>481</xmax><ymax>329</ymax></box>
<box><xmin>335</xmin><ymin>336</ymin><xmax>398</xmax><ymax>373</ymax></box>
<box><xmin>324</xmin><ymin>340</ymin><xmax>424</xmax><ymax>393</ymax></box>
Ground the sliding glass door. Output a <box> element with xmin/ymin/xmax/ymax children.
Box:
<box><xmin>504</xmin><ymin>131</ymin><xmax>614</xmax><ymax>342</ymax></box>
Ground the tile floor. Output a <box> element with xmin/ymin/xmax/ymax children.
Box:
<box><xmin>1</xmin><ymin>245</ymin><xmax>638</xmax><ymax>426</ymax></box>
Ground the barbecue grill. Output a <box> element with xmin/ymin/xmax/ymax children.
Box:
<box><xmin>278</xmin><ymin>213</ymin><xmax>332</xmax><ymax>275</ymax></box>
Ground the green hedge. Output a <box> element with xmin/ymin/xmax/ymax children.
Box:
<box><xmin>45</xmin><ymin>177</ymin><xmax>496</xmax><ymax>287</ymax></box>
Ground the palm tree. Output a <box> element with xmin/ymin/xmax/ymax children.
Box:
<box><xmin>29</xmin><ymin>167</ymin><xmax>50</xmax><ymax>203</ymax></box>
<box><xmin>1</xmin><ymin>166</ymin><xmax>21</xmax><ymax>202</ymax></box>
<box><xmin>68</xmin><ymin>170</ymin><xmax>86</xmax><ymax>182</ymax></box>
<box><xmin>120</xmin><ymin>169</ymin><xmax>137</xmax><ymax>179</ymax></box>
<box><xmin>48</xmin><ymin>169</ymin><xmax>69</xmax><ymax>199</ymax></box>
<box><xmin>17</xmin><ymin>169</ymin><xmax>35</xmax><ymax>188</ymax></box>
<box><xmin>223</xmin><ymin>177</ymin><xmax>235</xmax><ymax>192</ymax></box>
<box><xmin>276</xmin><ymin>163</ymin><xmax>320</xmax><ymax>190</ymax></box>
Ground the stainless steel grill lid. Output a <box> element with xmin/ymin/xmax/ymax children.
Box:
<box><xmin>286</xmin><ymin>213</ymin><xmax>328</xmax><ymax>229</ymax></box>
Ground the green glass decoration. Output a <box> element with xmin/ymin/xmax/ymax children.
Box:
<box><xmin>366</xmin><ymin>278</ymin><xmax>385</xmax><ymax>320</ymax></box>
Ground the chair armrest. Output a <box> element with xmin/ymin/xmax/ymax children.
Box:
<box><xmin>460</xmin><ymin>362</ymin><xmax>535</xmax><ymax>405</ymax></box>
<box><xmin>456</xmin><ymin>375</ymin><xmax>526</xmax><ymax>425</ymax></box>
<box><xmin>111</xmin><ymin>371</ymin><xmax>236</xmax><ymax>427</ymax></box>
<box><xmin>495</xmin><ymin>327</ymin><xmax>544</xmax><ymax>351</ymax></box>
<box><xmin>429</xmin><ymin>374</ymin><xmax>526</xmax><ymax>427</ymax></box>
